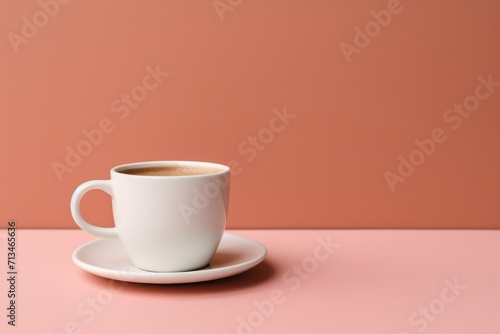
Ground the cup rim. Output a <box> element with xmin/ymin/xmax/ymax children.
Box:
<box><xmin>111</xmin><ymin>160</ymin><xmax>230</xmax><ymax>178</ymax></box>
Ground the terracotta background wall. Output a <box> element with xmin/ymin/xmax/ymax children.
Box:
<box><xmin>1</xmin><ymin>0</ymin><xmax>499</xmax><ymax>229</ymax></box>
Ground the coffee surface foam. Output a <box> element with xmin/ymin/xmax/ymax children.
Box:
<box><xmin>119</xmin><ymin>166</ymin><xmax>222</xmax><ymax>176</ymax></box>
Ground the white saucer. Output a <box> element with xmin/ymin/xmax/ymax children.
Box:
<box><xmin>72</xmin><ymin>233</ymin><xmax>267</xmax><ymax>284</ymax></box>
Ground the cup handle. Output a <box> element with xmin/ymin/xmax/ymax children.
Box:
<box><xmin>70</xmin><ymin>180</ymin><xmax>118</xmax><ymax>238</ymax></box>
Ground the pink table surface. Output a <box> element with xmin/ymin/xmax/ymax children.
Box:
<box><xmin>0</xmin><ymin>229</ymin><xmax>498</xmax><ymax>334</ymax></box>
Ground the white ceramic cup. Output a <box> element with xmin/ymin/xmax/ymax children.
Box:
<box><xmin>70</xmin><ymin>161</ymin><xmax>230</xmax><ymax>272</ymax></box>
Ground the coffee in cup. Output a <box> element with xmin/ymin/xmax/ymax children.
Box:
<box><xmin>70</xmin><ymin>161</ymin><xmax>230</xmax><ymax>272</ymax></box>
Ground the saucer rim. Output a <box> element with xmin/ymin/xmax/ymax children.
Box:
<box><xmin>72</xmin><ymin>233</ymin><xmax>267</xmax><ymax>284</ymax></box>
